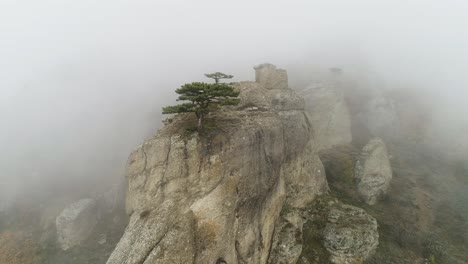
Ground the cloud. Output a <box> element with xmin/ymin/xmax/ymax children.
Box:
<box><xmin>1</xmin><ymin>0</ymin><xmax>468</xmax><ymax>203</ymax></box>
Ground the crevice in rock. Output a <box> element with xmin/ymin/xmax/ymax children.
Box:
<box><xmin>216</xmin><ymin>257</ymin><xmax>227</xmax><ymax>264</ymax></box>
<box><xmin>302</xmin><ymin>111</ymin><xmax>313</xmax><ymax>134</ymax></box>
<box><xmin>139</xmin><ymin>145</ymin><xmax>152</xmax><ymax>190</ymax></box>
<box><xmin>141</xmin><ymin>145</ymin><xmax>148</xmax><ymax>174</ymax></box>
<box><xmin>138</xmin><ymin>222</ymin><xmax>176</xmax><ymax>264</ymax></box>
<box><xmin>235</xmin><ymin>240</ymin><xmax>246</xmax><ymax>264</ymax></box>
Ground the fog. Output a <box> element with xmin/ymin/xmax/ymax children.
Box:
<box><xmin>1</xmin><ymin>0</ymin><xmax>468</xmax><ymax>206</ymax></box>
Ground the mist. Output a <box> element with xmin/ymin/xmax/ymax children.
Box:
<box><xmin>1</xmin><ymin>0</ymin><xmax>468</xmax><ymax>207</ymax></box>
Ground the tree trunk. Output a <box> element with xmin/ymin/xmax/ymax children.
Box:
<box><xmin>197</xmin><ymin>113</ymin><xmax>204</xmax><ymax>131</ymax></box>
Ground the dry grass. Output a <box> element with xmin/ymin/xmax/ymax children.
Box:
<box><xmin>0</xmin><ymin>230</ymin><xmax>43</xmax><ymax>264</ymax></box>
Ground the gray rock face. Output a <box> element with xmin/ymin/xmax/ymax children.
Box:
<box><xmin>254</xmin><ymin>63</ymin><xmax>288</xmax><ymax>90</ymax></box>
<box><xmin>322</xmin><ymin>203</ymin><xmax>379</xmax><ymax>264</ymax></box>
<box><xmin>355</xmin><ymin>138</ymin><xmax>393</xmax><ymax>205</ymax></box>
<box><xmin>235</xmin><ymin>82</ymin><xmax>304</xmax><ymax>111</ymax></box>
<box><xmin>268</xmin><ymin>211</ymin><xmax>304</xmax><ymax>264</ymax></box>
<box><xmin>106</xmin><ymin>66</ymin><xmax>328</xmax><ymax>264</ymax></box>
<box><xmin>268</xmin><ymin>152</ymin><xmax>327</xmax><ymax>264</ymax></box>
<box><xmin>56</xmin><ymin>198</ymin><xmax>98</xmax><ymax>250</ymax></box>
<box><xmin>300</xmin><ymin>81</ymin><xmax>352</xmax><ymax>151</ymax></box>
<box><xmin>235</xmin><ymin>81</ymin><xmax>270</xmax><ymax>109</ymax></box>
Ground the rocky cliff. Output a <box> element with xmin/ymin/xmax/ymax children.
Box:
<box><xmin>103</xmin><ymin>64</ymin><xmax>468</xmax><ymax>264</ymax></box>
<box><xmin>106</xmin><ymin>65</ymin><xmax>328</xmax><ymax>264</ymax></box>
<box><xmin>298</xmin><ymin>76</ymin><xmax>352</xmax><ymax>151</ymax></box>
<box><xmin>2</xmin><ymin>64</ymin><xmax>467</xmax><ymax>264</ymax></box>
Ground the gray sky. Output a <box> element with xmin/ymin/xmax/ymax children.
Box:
<box><xmin>1</xmin><ymin>0</ymin><xmax>468</xmax><ymax>203</ymax></box>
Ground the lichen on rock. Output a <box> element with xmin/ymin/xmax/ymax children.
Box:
<box><xmin>322</xmin><ymin>203</ymin><xmax>379</xmax><ymax>263</ymax></box>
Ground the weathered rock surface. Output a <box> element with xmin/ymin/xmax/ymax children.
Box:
<box><xmin>268</xmin><ymin>152</ymin><xmax>326</xmax><ymax>264</ymax></box>
<box><xmin>268</xmin><ymin>211</ymin><xmax>304</xmax><ymax>264</ymax></box>
<box><xmin>299</xmin><ymin>80</ymin><xmax>352</xmax><ymax>151</ymax></box>
<box><xmin>56</xmin><ymin>198</ymin><xmax>98</xmax><ymax>250</ymax></box>
<box><xmin>355</xmin><ymin>138</ymin><xmax>393</xmax><ymax>205</ymax></box>
<box><xmin>235</xmin><ymin>82</ymin><xmax>304</xmax><ymax>111</ymax></box>
<box><xmin>106</xmin><ymin>65</ymin><xmax>328</xmax><ymax>264</ymax></box>
<box><xmin>322</xmin><ymin>203</ymin><xmax>379</xmax><ymax>263</ymax></box>
<box><xmin>254</xmin><ymin>63</ymin><xmax>289</xmax><ymax>90</ymax></box>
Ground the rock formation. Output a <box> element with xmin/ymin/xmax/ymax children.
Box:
<box><xmin>299</xmin><ymin>79</ymin><xmax>352</xmax><ymax>151</ymax></box>
<box><xmin>11</xmin><ymin>64</ymin><xmax>468</xmax><ymax>264</ymax></box>
<box><xmin>235</xmin><ymin>81</ymin><xmax>304</xmax><ymax>111</ymax></box>
<box><xmin>254</xmin><ymin>63</ymin><xmax>289</xmax><ymax>90</ymax></box>
<box><xmin>55</xmin><ymin>198</ymin><xmax>98</xmax><ymax>250</ymax></box>
<box><xmin>267</xmin><ymin>151</ymin><xmax>326</xmax><ymax>264</ymax></box>
<box><xmin>323</xmin><ymin>203</ymin><xmax>379</xmax><ymax>263</ymax></box>
<box><xmin>355</xmin><ymin>138</ymin><xmax>393</xmax><ymax>205</ymax></box>
<box><xmin>106</xmin><ymin>64</ymin><xmax>328</xmax><ymax>264</ymax></box>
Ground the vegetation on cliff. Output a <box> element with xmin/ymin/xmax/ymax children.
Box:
<box><xmin>162</xmin><ymin>73</ymin><xmax>240</xmax><ymax>131</ymax></box>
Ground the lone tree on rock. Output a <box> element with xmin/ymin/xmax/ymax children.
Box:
<box><xmin>204</xmin><ymin>72</ymin><xmax>233</xmax><ymax>84</ymax></box>
<box><xmin>162</xmin><ymin>75</ymin><xmax>240</xmax><ymax>131</ymax></box>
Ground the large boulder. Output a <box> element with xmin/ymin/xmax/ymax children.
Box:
<box><xmin>355</xmin><ymin>138</ymin><xmax>393</xmax><ymax>205</ymax></box>
<box><xmin>55</xmin><ymin>198</ymin><xmax>98</xmax><ymax>250</ymax></box>
<box><xmin>323</xmin><ymin>203</ymin><xmax>379</xmax><ymax>263</ymax></box>
<box><xmin>300</xmin><ymin>80</ymin><xmax>352</xmax><ymax>151</ymax></box>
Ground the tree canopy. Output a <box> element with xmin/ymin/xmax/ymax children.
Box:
<box><xmin>162</xmin><ymin>75</ymin><xmax>240</xmax><ymax>131</ymax></box>
<box><xmin>204</xmin><ymin>72</ymin><xmax>233</xmax><ymax>84</ymax></box>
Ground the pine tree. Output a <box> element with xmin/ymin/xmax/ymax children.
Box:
<box><xmin>162</xmin><ymin>77</ymin><xmax>239</xmax><ymax>131</ymax></box>
<box><xmin>204</xmin><ymin>72</ymin><xmax>233</xmax><ymax>84</ymax></box>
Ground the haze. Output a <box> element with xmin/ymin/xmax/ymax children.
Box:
<box><xmin>1</xmin><ymin>0</ymin><xmax>468</xmax><ymax>207</ymax></box>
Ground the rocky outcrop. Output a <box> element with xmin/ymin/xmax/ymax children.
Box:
<box><xmin>299</xmin><ymin>80</ymin><xmax>352</xmax><ymax>151</ymax></box>
<box><xmin>235</xmin><ymin>82</ymin><xmax>304</xmax><ymax>111</ymax></box>
<box><xmin>106</xmin><ymin>65</ymin><xmax>328</xmax><ymax>264</ymax></box>
<box><xmin>355</xmin><ymin>138</ymin><xmax>393</xmax><ymax>205</ymax></box>
<box><xmin>267</xmin><ymin>152</ymin><xmax>326</xmax><ymax>264</ymax></box>
<box><xmin>323</xmin><ymin>203</ymin><xmax>379</xmax><ymax>263</ymax></box>
<box><xmin>254</xmin><ymin>63</ymin><xmax>289</xmax><ymax>90</ymax></box>
<box><xmin>55</xmin><ymin>198</ymin><xmax>98</xmax><ymax>250</ymax></box>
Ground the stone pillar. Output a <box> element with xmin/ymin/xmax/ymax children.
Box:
<box><xmin>254</xmin><ymin>63</ymin><xmax>288</xmax><ymax>89</ymax></box>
